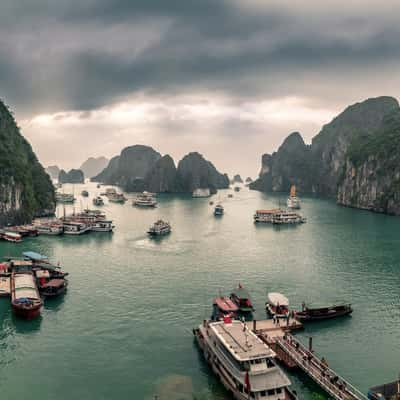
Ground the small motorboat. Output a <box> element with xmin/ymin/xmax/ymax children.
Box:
<box><xmin>214</xmin><ymin>204</ymin><xmax>224</xmax><ymax>216</ymax></box>
<box><xmin>212</xmin><ymin>296</ymin><xmax>239</xmax><ymax>320</ymax></box>
<box><xmin>92</xmin><ymin>196</ymin><xmax>105</xmax><ymax>206</ymax></box>
<box><xmin>38</xmin><ymin>278</ymin><xmax>68</xmax><ymax>298</ymax></box>
<box><xmin>295</xmin><ymin>303</ymin><xmax>353</xmax><ymax>322</ymax></box>
<box><xmin>266</xmin><ymin>292</ymin><xmax>289</xmax><ymax>318</ymax></box>
<box><xmin>230</xmin><ymin>284</ymin><xmax>254</xmax><ymax>313</ymax></box>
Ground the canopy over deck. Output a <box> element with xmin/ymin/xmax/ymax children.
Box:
<box><xmin>268</xmin><ymin>292</ymin><xmax>289</xmax><ymax>307</ymax></box>
<box><xmin>23</xmin><ymin>252</ymin><xmax>48</xmax><ymax>262</ymax></box>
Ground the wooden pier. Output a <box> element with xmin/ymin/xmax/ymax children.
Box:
<box><xmin>275</xmin><ymin>333</ymin><xmax>368</xmax><ymax>400</ymax></box>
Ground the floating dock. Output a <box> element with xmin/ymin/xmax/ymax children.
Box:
<box><xmin>0</xmin><ymin>276</ymin><xmax>10</xmax><ymax>297</ymax></box>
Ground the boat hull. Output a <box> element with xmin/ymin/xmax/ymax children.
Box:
<box><xmin>295</xmin><ymin>307</ymin><xmax>353</xmax><ymax>322</ymax></box>
<box><xmin>12</xmin><ymin>303</ymin><xmax>41</xmax><ymax>319</ymax></box>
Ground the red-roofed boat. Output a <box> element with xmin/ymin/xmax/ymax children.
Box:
<box><xmin>212</xmin><ymin>296</ymin><xmax>239</xmax><ymax>320</ymax></box>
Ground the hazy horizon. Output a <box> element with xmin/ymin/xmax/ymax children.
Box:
<box><xmin>2</xmin><ymin>1</ymin><xmax>400</xmax><ymax>177</ymax></box>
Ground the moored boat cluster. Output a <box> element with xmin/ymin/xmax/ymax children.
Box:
<box><xmin>0</xmin><ymin>209</ymin><xmax>114</xmax><ymax>242</ymax></box>
<box><xmin>0</xmin><ymin>251</ymin><xmax>69</xmax><ymax>320</ymax></box>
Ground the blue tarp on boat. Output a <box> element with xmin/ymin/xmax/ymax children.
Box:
<box><xmin>23</xmin><ymin>251</ymin><xmax>48</xmax><ymax>261</ymax></box>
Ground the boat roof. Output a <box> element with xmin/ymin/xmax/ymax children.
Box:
<box><xmin>23</xmin><ymin>251</ymin><xmax>48</xmax><ymax>261</ymax></box>
<box><xmin>214</xmin><ymin>296</ymin><xmax>239</xmax><ymax>312</ymax></box>
<box><xmin>210</xmin><ymin>320</ymin><xmax>275</xmax><ymax>362</ymax></box>
<box><xmin>256</xmin><ymin>209</ymin><xmax>281</xmax><ymax>214</ymax></box>
<box><xmin>231</xmin><ymin>285</ymin><xmax>251</xmax><ymax>299</ymax></box>
<box><xmin>268</xmin><ymin>292</ymin><xmax>289</xmax><ymax>307</ymax></box>
<box><xmin>43</xmin><ymin>279</ymin><xmax>65</xmax><ymax>288</ymax></box>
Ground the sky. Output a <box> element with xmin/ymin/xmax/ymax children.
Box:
<box><xmin>1</xmin><ymin>0</ymin><xmax>400</xmax><ymax>178</ymax></box>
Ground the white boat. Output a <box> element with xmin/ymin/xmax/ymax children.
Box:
<box><xmin>254</xmin><ymin>209</ymin><xmax>282</xmax><ymax>223</ymax></box>
<box><xmin>133</xmin><ymin>192</ymin><xmax>157</xmax><ymax>207</ymax></box>
<box><xmin>1</xmin><ymin>231</ymin><xmax>23</xmax><ymax>242</ymax></box>
<box><xmin>108</xmin><ymin>193</ymin><xmax>126</xmax><ymax>203</ymax></box>
<box><xmin>287</xmin><ymin>185</ymin><xmax>301</xmax><ymax>209</ymax></box>
<box><xmin>91</xmin><ymin>220</ymin><xmax>114</xmax><ymax>232</ymax></box>
<box><xmin>56</xmin><ymin>193</ymin><xmax>75</xmax><ymax>203</ymax></box>
<box><xmin>272</xmin><ymin>211</ymin><xmax>305</xmax><ymax>225</ymax></box>
<box><xmin>266</xmin><ymin>292</ymin><xmax>290</xmax><ymax>318</ymax></box>
<box><xmin>148</xmin><ymin>220</ymin><xmax>171</xmax><ymax>236</ymax></box>
<box><xmin>62</xmin><ymin>222</ymin><xmax>90</xmax><ymax>235</ymax></box>
<box><xmin>35</xmin><ymin>223</ymin><xmax>64</xmax><ymax>236</ymax></box>
<box><xmin>194</xmin><ymin>319</ymin><xmax>294</xmax><ymax>400</ymax></box>
<box><xmin>192</xmin><ymin>188</ymin><xmax>211</xmax><ymax>198</ymax></box>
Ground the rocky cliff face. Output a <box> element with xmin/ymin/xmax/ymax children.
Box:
<box><xmin>80</xmin><ymin>157</ymin><xmax>109</xmax><ymax>179</ymax></box>
<box><xmin>58</xmin><ymin>169</ymin><xmax>84</xmax><ymax>184</ymax></box>
<box><xmin>177</xmin><ymin>152</ymin><xmax>229</xmax><ymax>194</ymax></box>
<box><xmin>337</xmin><ymin>108</ymin><xmax>400</xmax><ymax>214</ymax></box>
<box><xmin>45</xmin><ymin>165</ymin><xmax>60</xmax><ymax>180</ymax></box>
<box><xmin>251</xmin><ymin>97</ymin><xmax>400</xmax><ymax>215</ymax></box>
<box><xmin>0</xmin><ymin>100</ymin><xmax>55</xmax><ymax>225</ymax></box>
<box><xmin>145</xmin><ymin>155</ymin><xmax>180</xmax><ymax>193</ymax></box>
<box><xmin>250</xmin><ymin>132</ymin><xmax>314</xmax><ymax>193</ymax></box>
<box><xmin>232</xmin><ymin>174</ymin><xmax>243</xmax><ymax>183</ymax></box>
<box><xmin>92</xmin><ymin>146</ymin><xmax>228</xmax><ymax>194</ymax></box>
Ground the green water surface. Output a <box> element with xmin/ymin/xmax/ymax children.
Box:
<box><xmin>0</xmin><ymin>183</ymin><xmax>399</xmax><ymax>400</ymax></box>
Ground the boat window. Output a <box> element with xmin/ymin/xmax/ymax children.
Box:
<box><xmin>260</xmin><ymin>390</ymin><xmax>266</xmax><ymax>396</ymax></box>
<box><xmin>267</xmin><ymin>389</ymin><xmax>275</xmax><ymax>396</ymax></box>
<box><xmin>276</xmin><ymin>388</ymin><xmax>282</xmax><ymax>394</ymax></box>
<box><xmin>266</xmin><ymin>358</ymin><xmax>275</xmax><ymax>368</ymax></box>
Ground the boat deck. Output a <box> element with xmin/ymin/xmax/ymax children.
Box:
<box><xmin>0</xmin><ymin>276</ymin><xmax>10</xmax><ymax>297</ymax></box>
<box><xmin>246</xmin><ymin>317</ymin><xmax>303</xmax><ymax>338</ymax></box>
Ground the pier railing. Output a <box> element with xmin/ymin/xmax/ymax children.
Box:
<box><xmin>276</xmin><ymin>334</ymin><xmax>368</xmax><ymax>400</ymax></box>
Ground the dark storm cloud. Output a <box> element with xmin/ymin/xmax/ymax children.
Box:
<box><xmin>1</xmin><ymin>0</ymin><xmax>400</xmax><ymax>116</ymax></box>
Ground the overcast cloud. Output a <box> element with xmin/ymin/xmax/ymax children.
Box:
<box><xmin>1</xmin><ymin>0</ymin><xmax>400</xmax><ymax>177</ymax></box>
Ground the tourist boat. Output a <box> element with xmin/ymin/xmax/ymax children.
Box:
<box><xmin>192</xmin><ymin>188</ymin><xmax>211</xmax><ymax>198</ymax></box>
<box><xmin>272</xmin><ymin>211</ymin><xmax>306</xmax><ymax>224</ymax></box>
<box><xmin>148</xmin><ymin>220</ymin><xmax>171</xmax><ymax>236</ymax></box>
<box><xmin>287</xmin><ymin>185</ymin><xmax>301</xmax><ymax>209</ymax></box>
<box><xmin>38</xmin><ymin>278</ymin><xmax>68</xmax><ymax>298</ymax></box>
<box><xmin>105</xmin><ymin>188</ymin><xmax>117</xmax><ymax>196</ymax></box>
<box><xmin>266</xmin><ymin>292</ymin><xmax>290</xmax><ymax>318</ymax></box>
<box><xmin>133</xmin><ymin>192</ymin><xmax>157</xmax><ymax>207</ymax></box>
<box><xmin>6</xmin><ymin>225</ymin><xmax>39</xmax><ymax>237</ymax></box>
<box><xmin>78</xmin><ymin>209</ymin><xmax>106</xmax><ymax>220</ymax></box>
<box><xmin>230</xmin><ymin>284</ymin><xmax>254</xmax><ymax>312</ymax></box>
<box><xmin>35</xmin><ymin>222</ymin><xmax>64</xmax><ymax>235</ymax></box>
<box><xmin>55</xmin><ymin>192</ymin><xmax>75</xmax><ymax>203</ymax></box>
<box><xmin>92</xmin><ymin>196</ymin><xmax>104</xmax><ymax>206</ymax></box>
<box><xmin>294</xmin><ymin>303</ymin><xmax>353</xmax><ymax>322</ymax></box>
<box><xmin>23</xmin><ymin>251</ymin><xmax>69</xmax><ymax>279</ymax></box>
<box><xmin>108</xmin><ymin>193</ymin><xmax>126</xmax><ymax>203</ymax></box>
<box><xmin>193</xmin><ymin>319</ymin><xmax>294</xmax><ymax>400</ymax></box>
<box><xmin>63</xmin><ymin>221</ymin><xmax>90</xmax><ymax>235</ymax></box>
<box><xmin>254</xmin><ymin>209</ymin><xmax>282</xmax><ymax>223</ymax></box>
<box><xmin>212</xmin><ymin>296</ymin><xmax>239</xmax><ymax>320</ymax></box>
<box><xmin>91</xmin><ymin>220</ymin><xmax>114</xmax><ymax>232</ymax></box>
<box><xmin>1</xmin><ymin>231</ymin><xmax>23</xmax><ymax>243</ymax></box>
<box><xmin>11</xmin><ymin>271</ymin><xmax>42</xmax><ymax>319</ymax></box>
<box><xmin>214</xmin><ymin>204</ymin><xmax>224</xmax><ymax>216</ymax></box>
<box><xmin>368</xmin><ymin>380</ymin><xmax>400</xmax><ymax>400</ymax></box>
<box><xmin>81</xmin><ymin>190</ymin><xmax>89</xmax><ymax>197</ymax></box>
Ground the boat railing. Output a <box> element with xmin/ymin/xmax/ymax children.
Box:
<box><xmin>276</xmin><ymin>334</ymin><xmax>368</xmax><ymax>400</ymax></box>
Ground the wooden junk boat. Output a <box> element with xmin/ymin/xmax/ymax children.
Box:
<box><xmin>11</xmin><ymin>269</ymin><xmax>42</xmax><ymax>319</ymax></box>
<box><xmin>230</xmin><ymin>284</ymin><xmax>254</xmax><ymax>313</ymax></box>
<box><xmin>294</xmin><ymin>303</ymin><xmax>353</xmax><ymax>322</ymax></box>
<box><xmin>212</xmin><ymin>296</ymin><xmax>239</xmax><ymax>320</ymax></box>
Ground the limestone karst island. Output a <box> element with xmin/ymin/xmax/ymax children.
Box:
<box><xmin>0</xmin><ymin>2</ymin><xmax>399</xmax><ymax>400</ymax></box>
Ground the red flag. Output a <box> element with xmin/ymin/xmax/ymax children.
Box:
<box><xmin>223</xmin><ymin>316</ymin><xmax>232</xmax><ymax>324</ymax></box>
<box><xmin>245</xmin><ymin>371</ymin><xmax>251</xmax><ymax>392</ymax></box>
